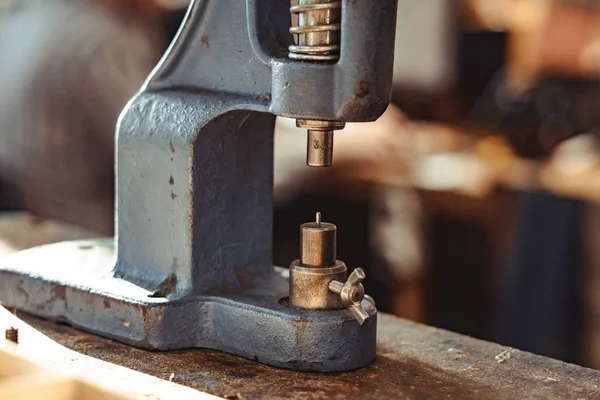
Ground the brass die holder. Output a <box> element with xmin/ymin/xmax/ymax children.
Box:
<box><xmin>289</xmin><ymin>213</ymin><xmax>376</xmax><ymax>325</ymax></box>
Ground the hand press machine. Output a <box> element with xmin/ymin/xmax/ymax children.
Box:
<box><xmin>0</xmin><ymin>0</ymin><xmax>398</xmax><ymax>372</ymax></box>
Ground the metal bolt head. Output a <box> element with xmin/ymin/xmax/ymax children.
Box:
<box><xmin>348</xmin><ymin>285</ymin><xmax>364</xmax><ymax>303</ymax></box>
<box><xmin>328</xmin><ymin>268</ymin><xmax>376</xmax><ymax>325</ymax></box>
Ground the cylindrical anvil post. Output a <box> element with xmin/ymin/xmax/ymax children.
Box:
<box><xmin>300</xmin><ymin>212</ymin><xmax>336</xmax><ymax>266</ymax></box>
<box><xmin>289</xmin><ymin>212</ymin><xmax>346</xmax><ymax>309</ymax></box>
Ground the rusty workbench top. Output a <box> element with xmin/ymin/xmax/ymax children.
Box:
<box><xmin>1</xmin><ymin>213</ymin><xmax>599</xmax><ymax>399</ymax></box>
<box><xmin>1</xmin><ymin>306</ymin><xmax>598</xmax><ymax>400</ymax></box>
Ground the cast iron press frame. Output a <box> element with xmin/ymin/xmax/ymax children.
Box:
<box><xmin>0</xmin><ymin>0</ymin><xmax>397</xmax><ymax>371</ymax></box>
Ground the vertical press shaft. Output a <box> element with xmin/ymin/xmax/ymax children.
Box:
<box><xmin>289</xmin><ymin>0</ymin><xmax>345</xmax><ymax>167</ymax></box>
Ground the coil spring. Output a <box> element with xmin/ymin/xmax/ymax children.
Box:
<box><xmin>289</xmin><ymin>1</ymin><xmax>341</xmax><ymax>62</ymax></box>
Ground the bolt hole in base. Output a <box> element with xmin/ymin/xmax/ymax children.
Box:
<box><xmin>278</xmin><ymin>296</ymin><xmax>290</xmax><ymax>307</ymax></box>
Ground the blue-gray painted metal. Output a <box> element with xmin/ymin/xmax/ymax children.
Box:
<box><xmin>0</xmin><ymin>240</ymin><xmax>377</xmax><ymax>371</ymax></box>
<box><xmin>0</xmin><ymin>0</ymin><xmax>396</xmax><ymax>371</ymax></box>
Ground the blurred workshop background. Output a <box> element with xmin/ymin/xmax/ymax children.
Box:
<box><xmin>2</xmin><ymin>0</ymin><xmax>600</xmax><ymax>370</ymax></box>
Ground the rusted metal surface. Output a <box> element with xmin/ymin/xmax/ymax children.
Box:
<box><xmin>1</xmin><ymin>307</ymin><xmax>598</xmax><ymax>399</ymax></box>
